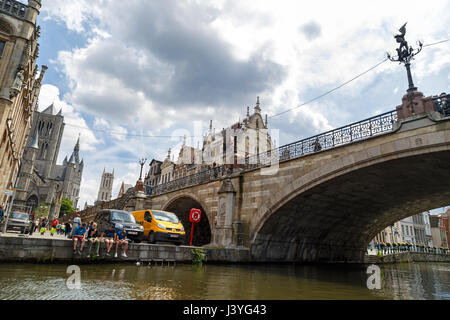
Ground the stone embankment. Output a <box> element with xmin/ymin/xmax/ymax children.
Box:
<box><xmin>0</xmin><ymin>235</ymin><xmax>250</xmax><ymax>264</ymax></box>
<box><xmin>364</xmin><ymin>252</ymin><xmax>450</xmax><ymax>264</ymax></box>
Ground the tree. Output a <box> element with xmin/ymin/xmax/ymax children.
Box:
<box><xmin>34</xmin><ymin>202</ymin><xmax>50</xmax><ymax>218</ymax></box>
<box><xmin>60</xmin><ymin>198</ymin><xmax>75</xmax><ymax>217</ymax></box>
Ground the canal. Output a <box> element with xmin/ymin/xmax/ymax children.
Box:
<box><xmin>0</xmin><ymin>262</ymin><xmax>448</xmax><ymax>299</ymax></box>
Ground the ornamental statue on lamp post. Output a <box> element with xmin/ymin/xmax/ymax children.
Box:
<box><xmin>387</xmin><ymin>22</ymin><xmax>423</xmax><ymax>93</ymax></box>
<box><xmin>138</xmin><ymin>157</ymin><xmax>147</xmax><ymax>181</ymax></box>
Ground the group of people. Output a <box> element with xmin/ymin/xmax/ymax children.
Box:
<box><xmin>71</xmin><ymin>218</ymin><xmax>129</xmax><ymax>258</ymax></box>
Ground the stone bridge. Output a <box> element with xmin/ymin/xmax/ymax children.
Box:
<box><xmin>75</xmin><ymin>93</ymin><xmax>450</xmax><ymax>263</ymax></box>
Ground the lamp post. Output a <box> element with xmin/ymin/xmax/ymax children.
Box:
<box><xmin>387</xmin><ymin>23</ymin><xmax>423</xmax><ymax>93</ymax></box>
<box><xmin>138</xmin><ymin>157</ymin><xmax>147</xmax><ymax>181</ymax></box>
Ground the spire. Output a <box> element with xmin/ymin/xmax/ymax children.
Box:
<box><xmin>57</xmin><ymin>108</ymin><xmax>62</xmax><ymax>116</ymax></box>
<box><xmin>167</xmin><ymin>148</ymin><xmax>171</xmax><ymax>159</ymax></box>
<box><xmin>68</xmin><ymin>153</ymin><xmax>75</xmax><ymax>164</ymax></box>
<box><xmin>265</xmin><ymin>114</ymin><xmax>268</xmax><ymax>127</ymax></box>
<box><xmin>63</xmin><ymin>155</ymin><xmax>68</xmax><ymax>164</ymax></box>
<box><xmin>71</xmin><ymin>133</ymin><xmax>80</xmax><ymax>163</ymax></box>
<box><xmin>247</xmin><ymin>106</ymin><xmax>250</xmax><ymax>117</ymax></box>
<box><xmin>28</xmin><ymin>127</ymin><xmax>39</xmax><ymax>149</ymax></box>
<box><xmin>74</xmin><ymin>133</ymin><xmax>80</xmax><ymax>152</ymax></box>
<box><xmin>183</xmin><ymin>134</ymin><xmax>186</xmax><ymax>146</ymax></box>
<box><xmin>254</xmin><ymin>96</ymin><xmax>261</xmax><ymax>114</ymax></box>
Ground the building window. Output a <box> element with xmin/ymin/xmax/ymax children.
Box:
<box><xmin>0</xmin><ymin>41</ymin><xmax>5</xmax><ymax>56</ymax></box>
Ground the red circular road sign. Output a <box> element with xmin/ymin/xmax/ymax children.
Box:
<box><xmin>189</xmin><ymin>208</ymin><xmax>201</xmax><ymax>223</ymax></box>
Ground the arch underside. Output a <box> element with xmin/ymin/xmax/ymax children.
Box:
<box><xmin>251</xmin><ymin>150</ymin><xmax>450</xmax><ymax>263</ymax></box>
<box><xmin>164</xmin><ymin>196</ymin><xmax>211</xmax><ymax>246</ymax></box>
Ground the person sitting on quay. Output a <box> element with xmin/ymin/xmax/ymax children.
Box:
<box><xmin>72</xmin><ymin>222</ymin><xmax>88</xmax><ymax>255</ymax></box>
<box><xmin>114</xmin><ymin>228</ymin><xmax>129</xmax><ymax>258</ymax></box>
<box><xmin>86</xmin><ymin>222</ymin><xmax>101</xmax><ymax>257</ymax></box>
<box><xmin>100</xmin><ymin>226</ymin><xmax>117</xmax><ymax>257</ymax></box>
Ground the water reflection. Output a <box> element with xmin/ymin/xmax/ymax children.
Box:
<box><xmin>0</xmin><ymin>263</ymin><xmax>448</xmax><ymax>300</ymax></box>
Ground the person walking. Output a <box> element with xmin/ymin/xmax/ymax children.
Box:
<box><xmin>0</xmin><ymin>205</ymin><xmax>4</xmax><ymax>224</ymax></box>
<box><xmin>70</xmin><ymin>213</ymin><xmax>81</xmax><ymax>238</ymax></box>
<box><xmin>65</xmin><ymin>221</ymin><xmax>72</xmax><ymax>238</ymax></box>
<box><xmin>29</xmin><ymin>213</ymin><xmax>35</xmax><ymax>236</ymax></box>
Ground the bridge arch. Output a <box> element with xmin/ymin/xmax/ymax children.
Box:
<box><xmin>163</xmin><ymin>194</ymin><xmax>212</xmax><ymax>246</ymax></box>
<box><xmin>250</xmin><ymin>121</ymin><xmax>450</xmax><ymax>262</ymax></box>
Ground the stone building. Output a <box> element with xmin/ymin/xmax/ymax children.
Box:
<box><xmin>14</xmin><ymin>105</ymin><xmax>84</xmax><ymax>217</ymax></box>
<box><xmin>159</xmin><ymin>149</ymin><xmax>175</xmax><ymax>185</ymax></box>
<box><xmin>412</xmin><ymin>213</ymin><xmax>427</xmax><ymax>246</ymax></box>
<box><xmin>0</xmin><ymin>0</ymin><xmax>47</xmax><ymax>207</ymax></box>
<box><xmin>201</xmin><ymin>97</ymin><xmax>273</xmax><ymax>167</ymax></box>
<box><xmin>144</xmin><ymin>159</ymin><xmax>162</xmax><ymax>190</ymax></box>
<box><xmin>95</xmin><ymin>168</ymin><xmax>114</xmax><ymax>205</ymax></box>
<box><xmin>430</xmin><ymin>215</ymin><xmax>449</xmax><ymax>249</ymax></box>
<box><xmin>173</xmin><ymin>137</ymin><xmax>200</xmax><ymax>180</ymax></box>
<box><xmin>117</xmin><ymin>181</ymin><xmax>132</xmax><ymax>198</ymax></box>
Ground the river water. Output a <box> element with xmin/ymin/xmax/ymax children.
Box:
<box><xmin>0</xmin><ymin>262</ymin><xmax>448</xmax><ymax>300</ymax></box>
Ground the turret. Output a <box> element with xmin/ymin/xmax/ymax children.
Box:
<box><xmin>254</xmin><ymin>96</ymin><xmax>261</xmax><ymax>114</ymax></box>
<box><xmin>25</xmin><ymin>1</ymin><xmax>42</xmax><ymax>26</ymax></box>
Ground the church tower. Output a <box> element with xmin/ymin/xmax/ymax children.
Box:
<box><xmin>95</xmin><ymin>169</ymin><xmax>114</xmax><ymax>205</ymax></box>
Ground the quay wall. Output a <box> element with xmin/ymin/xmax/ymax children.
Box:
<box><xmin>0</xmin><ymin>236</ymin><xmax>250</xmax><ymax>264</ymax></box>
<box><xmin>364</xmin><ymin>252</ymin><xmax>450</xmax><ymax>264</ymax></box>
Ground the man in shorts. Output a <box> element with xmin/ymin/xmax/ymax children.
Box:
<box><xmin>72</xmin><ymin>222</ymin><xmax>88</xmax><ymax>255</ymax></box>
<box><xmin>100</xmin><ymin>226</ymin><xmax>116</xmax><ymax>256</ymax></box>
<box><xmin>114</xmin><ymin>228</ymin><xmax>129</xmax><ymax>258</ymax></box>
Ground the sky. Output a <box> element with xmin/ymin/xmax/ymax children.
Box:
<box><xmin>30</xmin><ymin>0</ymin><xmax>450</xmax><ymax>210</ymax></box>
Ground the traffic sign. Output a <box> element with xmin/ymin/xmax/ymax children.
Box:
<box><xmin>189</xmin><ymin>208</ymin><xmax>201</xmax><ymax>246</ymax></box>
<box><xmin>189</xmin><ymin>208</ymin><xmax>201</xmax><ymax>223</ymax></box>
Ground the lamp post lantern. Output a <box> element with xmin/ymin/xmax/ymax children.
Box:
<box><xmin>387</xmin><ymin>23</ymin><xmax>423</xmax><ymax>93</ymax></box>
<box><xmin>138</xmin><ymin>157</ymin><xmax>147</xmax><ymax>181</ymax></box>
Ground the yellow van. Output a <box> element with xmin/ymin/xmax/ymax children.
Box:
<box><xmin>132</xmin><ymin>209</ymin><xmax>185</xmax><ymax>245</ymax></box>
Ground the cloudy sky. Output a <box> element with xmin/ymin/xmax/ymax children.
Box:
<box><xmin>31</xmin><ymin>0</ymin><xmax>450</xmax><ymax>209</ymax></box>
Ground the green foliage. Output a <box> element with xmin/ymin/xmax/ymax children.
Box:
<box><xmin>34</xmin><ymin>202</ymin><xmax>50</xmax><ymax>218</ymax></box>
<box><xmin>191</xmin><ymin>248</ymin><xmax>205</xmax><ymax>264</ymax></box>
<box><xmin>60</xmin><ymin>198</ymin><xmax>75</xmax><ymax>216</ymax></box>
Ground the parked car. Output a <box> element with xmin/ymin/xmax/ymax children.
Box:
<box><xmin>132</xmin><ymin>209</ymin><xmax>185</xmax><ymax>245</ymax></box>
<box><xmin>5</xmin><ymin>211</ymin><xmax>30</xmax><ymax>234</ymax></box>
<box><xmin>94</xmin><ymin>209</ymin><xmax>144</xmax><ymax>242</ymax></box>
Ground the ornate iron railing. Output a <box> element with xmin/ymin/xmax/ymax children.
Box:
<box><xmin>432</xmin><ymin>93</ymin><xmax>450</xmax><ymax>118</ymax></box>
<box><xmin>245</xmin><ymin>109</ymin><xmax>398</xmax><ymax>170</ymax></box>
<box><xmin>0</xmin><ymin>0</ymin><xmax>26</xmax><ymax>19</ymax></box>
<box><xmin>150</xmin><ymin>164</ymin><xmax>229</xmax><ymax>196</ymax></box>
<box><xmin>150</xmin><ymin>110</ymin><xmax>398</xmax><ymax>196</ymax></box>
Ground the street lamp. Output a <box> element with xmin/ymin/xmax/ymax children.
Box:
<box><xmin>387</xmin><ymin>23</ymin><xmax>423</xmax><ymax>93</ymax></box>
<box><xmin>138</xmin><ymin>157</ymin><xmax>147</xmax><ymax>181</ymax></box>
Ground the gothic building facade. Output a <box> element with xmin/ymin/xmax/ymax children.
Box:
<box><xmin>14</xmin><ymin>104</ymin><xmax>84</xmax><ymax>217</ymax></box>
<box><xmin>0</xmin><ymin>0</ymin><xmax>47</xmax><ymax>207</ymax></box>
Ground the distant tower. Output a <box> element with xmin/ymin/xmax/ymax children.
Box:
<box><xmin>96</xmin><ymin>168</ymin><xmax>114</xmax><ymax>204</ymax></box>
